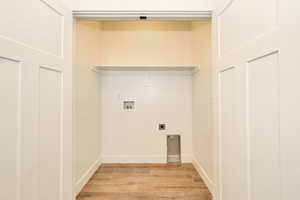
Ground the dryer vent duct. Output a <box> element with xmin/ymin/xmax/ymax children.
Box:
<box><xmin>167</xmin><ymin>135</ymin><xmax>181</xmax><ymax>163</ymax></box>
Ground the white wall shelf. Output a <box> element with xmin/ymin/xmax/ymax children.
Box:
<box><xmin>91</xmin><ymin>66</ymin><xmax>200</xmax><ymax>72</ymax></box>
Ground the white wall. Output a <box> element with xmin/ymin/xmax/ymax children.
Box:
<box><xmin>191</xmin><ymin>21</ymin><xmax>214</xmax><ymax>193</ymax></box>
<box><xmin>98</xmin><ymin>21</ymin><xmax>194</xmax><ymax>67</ymax></box>
<box><xmin>62</xmin><ymin>0</ymin><xmax>214</xmax><ymax>11</ymax></box>
<box><xmin>100</xmin><ymin>70</ymin><xmax>193</xmax><ymax>163</ymax></box>
<box><xmin>74</xmin><ymin>20</ymin><xmax>102</xmax><ymax>195</ymax></box>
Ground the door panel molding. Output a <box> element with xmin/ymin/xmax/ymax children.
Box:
<box><xmin>0</xmin><ymin>57</ymin><xmax>22</xmax><ymax>200</ymax></box>
<box><xmin>246</xmin><ymin>52</ymin><xmax>281</xmax><ymax>200</ymax></box>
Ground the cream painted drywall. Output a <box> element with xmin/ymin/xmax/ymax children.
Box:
<box><xmin>98</xmin><ymin>21</ymin><xmax>194</xmax><ymax>67</ymax></box>
<box><xmin>74</xmin><ymin>20</ymin><xmax>102</xmax><ymax>194</ymax></box>
<box><xmin>100</xmin><ymin>70</ymin><xmax>193</xmax><ymax>163</ymax></box>
<box><xmin>61</xmin><ymin>0</ymin><xmax>214</xmax><ymax>11</ymax></box>
<box><xmin>191</xmin><ymin>21</ymin><xmax>214</xmax><ymax>192</ymax></box>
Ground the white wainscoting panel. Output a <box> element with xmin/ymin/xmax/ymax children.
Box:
<box><xmin>0</xmin><ymin>0</ymin><xmax>64</xmax><ymax>57</ymax></box>
<box><xmin>247</xmin><ymin>52</ymin><xmax>280</xmax><ymax>200</ymax></box>
<box><xmin>0</xmin><ymin>0</ymin><xmax>72</xmax><ymax>200</ymax></box>
<box><xmin>218</xmin><ymin>0</ymin><xmax>277</xmax><ymax>57</ymax></box>
<box><xmin>0</xmin><ymin>57</ymin><xmax>21</xmax><ymax>200</ymax></box>
<box><xmin>219</xmin><ymin>67</ymin><xmax>246</xmax><ymax>200</ymax></box>
<box><xmin>39</xmin><ymin>67</ymin><xmax>63</xmax><ymax>200</ymax></box>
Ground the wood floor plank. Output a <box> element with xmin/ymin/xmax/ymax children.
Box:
<box><xmin>77</xmin><ymin>163</ymin><xmax>212</xmax><ymax>200</ymax></box>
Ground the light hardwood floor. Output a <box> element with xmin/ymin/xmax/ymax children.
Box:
<box><xmin>77</xmin><ymin>163</ymin><xmax>212</xmax><ymax>200</ymax></box>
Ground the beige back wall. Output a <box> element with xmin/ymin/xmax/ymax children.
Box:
<box><xmin>191</xmin><ymin>21</ymin><xmax>214</xmax><ymax>192</ymax></box>
<box><xmin>98</xmin><ymin>21</ymin><xmax>194</xmax><ymax>67</ymax></box>
<box><xmin>74</xmin><ymin>21</ymin><xmax>102</xmax><ymax>194</ymax></box>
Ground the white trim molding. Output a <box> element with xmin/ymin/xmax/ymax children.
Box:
<box><xmin>75</xmin><ymin>159</ymin><xmax>102</xmax><ymax>196</ymax></box>
<box><xmin>73</xmin><ymin>11</ymin><xmax>212</xmax><ymax>20</ymax></box>
<box><xmin>192</xmin><ymin>158</ymin><xmax>215</xmax><ymax>198</ymax></box>
<box><xmin>102</xmin><ymin>154</ymin><xmax>193</xmax><ymax>163</ymax></box>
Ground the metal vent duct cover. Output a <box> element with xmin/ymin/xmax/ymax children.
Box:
<box><xmin>167</xmin><ymin>135</ymin><xmax>181</xmax><ymax>163</ymax></box>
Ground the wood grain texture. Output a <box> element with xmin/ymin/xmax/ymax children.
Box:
<box><xmin>77</xmin><ymin>163</ymin><xmax>212</xmax><ymax>200</ymax></box>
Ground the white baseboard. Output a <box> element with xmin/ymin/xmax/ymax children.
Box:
<box><xmin>102</xmin><ymin>154</ymin><xmax>192</xmax><ymax>163</ymax></box>
<box><xmin>192</xmin><ymin>157</ymin><xmax>215</xmax><ymax>197</ymax></box>
<box><xmin>75</xmin><ymin>158</ymin><xmax>102</xmax><ymax>196</ymax></box>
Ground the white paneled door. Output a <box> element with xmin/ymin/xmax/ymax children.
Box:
<box><xmin>214</xmin><ymin>0</ymin><xmax>300</xmax><ymax>200</ymax></box>
<box><xmin>0</xmin><ymin>0</ymin><xmax>72</xmax><ymax>200</ymax></box>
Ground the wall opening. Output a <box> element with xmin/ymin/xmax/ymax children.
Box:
<box><xmin>73</xmin><ymin>18</ymin><xmax>213</xmax><ymax>195</ymax></box>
